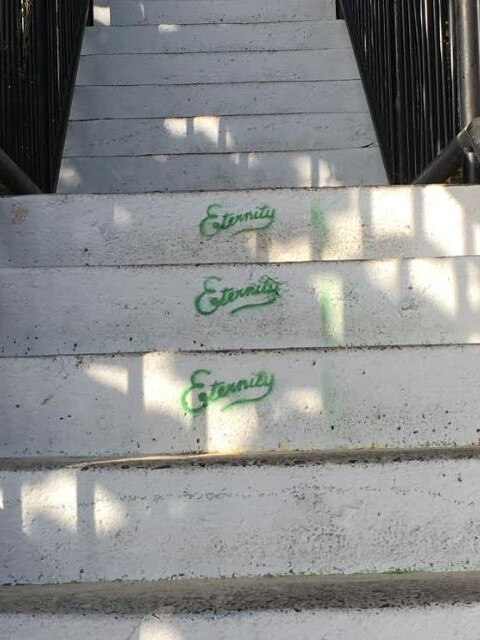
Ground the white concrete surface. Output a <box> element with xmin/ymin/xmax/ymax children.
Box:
<box><xmin>1</xmin><ymin>257</ymin><xmax>479</xmax><ymax>356</ymax></box>
<box><xmin>4</xmin><ymin>606</ymin><xmax>480</xmax><ymax>640</ymax></box>
<box><xmin>2</xmin><ymin>458</ymin><xmax>480</xmax><ymax>584</ymax></box>
<box><xmin>1</xmin><ymin>345</ymin><xmax>480</xmax><ymax>457</ymax></box>
<box><xmin>70</xmin><ymin>81</ymin><xmax>369</xmax><ymax>120</ymax></box>
<box><xmin>82</xmin><ymin>21</ymin><xmax>351</xmax><ymax>54</ymax></box>
<box><xmin>76</xmin><ymin>50</ymin><xmax>359</xmax><ymax>85</ymax></box>
<box><xmin>110</xmin><ymin>0</ymin><xmax>336</xmax><ymax>26</ymax></box>
<box><xmin>5</xmin><ymin>186</ymin><xmax>478</xmax><ymax>267</ymax></box>
<box><xmin>58</xmin><ymin>148</ymin><xmax>387</xmax><ymax>193</ymax></box>
<box><xmin>64</xmin><ymin>113</ymin><xmax>377</xmax><ymax>157</ymax></box>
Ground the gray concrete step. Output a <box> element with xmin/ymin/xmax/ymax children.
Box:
<box><xmin>3</xmin><ymin>573</ymin><xmax>480</xmax><ymax>639</ymax></box>
<box><xmin>82</xmin><ymin>20</ymin><xmax>350</xmax><ymax>54</ymax></box>
<box><xmin>110</xmin><ymin>0</ymin><xmax>336</xmax><ymax>26</ymax></box>
<box><xmin>1</xmin><ymin>186</ymin><xmax>477</xmax><ymax>268</ymax></box>
<box><xmin>58</xmin><ymin>148</ymin><xmax>387</xmax><ymax>193</ymax></box>
<box><xmin>64</xmin><ymin>113</ymin><xmax>377</xmax><ymax>157</ymax></box>
<box><xmin>70</xmin><ymin>80</ymin><xmax>368</xmax><ymax>120</ymax></box>
<box><xmin>0</xmin><ymin>257</ymin><xmax>478</xmax><ymax>356</ymax></box>
<box><xmin>2</xmin><ymin>345</ymin><xmax>480</xmax><ymax>457</ymax></box>
<box><xmin>76</xmin><ymin>49</ymin><xmax>359</xmax><ymax>86</ymax></box>
<box><xmin>2</xmin><ymin>457</ymin><xmax>480</xmax><ymax>584</ymax></box>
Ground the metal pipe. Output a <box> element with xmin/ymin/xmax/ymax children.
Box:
<box><xmin>456</xmin><ymin>0</ymin><xmax>480</xmax><ymax>182</ymax></box>
<box><xmin>0</xmin><ymin>148</ymin><xmax>42</xmax><ymax>194</ymax></box>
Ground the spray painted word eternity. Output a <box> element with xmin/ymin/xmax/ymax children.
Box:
<box><xmin>199</xmin><ymin>203</ymin><xmax>276</xmax><ymax>237</ymax></box>
<box><xmin>195</xmin><ymin>275</ymin><xmax>282</xmax><ymax>316</ymax></box>
<box><xmin>181</xmin><ymin>368</ymin><xmax>275</xmax><ymax>415</ymax></box>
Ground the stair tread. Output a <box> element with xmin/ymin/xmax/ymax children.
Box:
<box><xmin>82</xmin><ymin>20</ymin><xmax>350</xmax><ymax>54</ymax></box>
<box><xmin>0</xmin><ymin>257</ymin><xmax>478</xmax><ymax>356</ymax></box>
<box><xmin>2</xmin><ymin>571</ymin><xmax>480</xmax><ymax>613</ymax></box>
<box><xmin>2</xmin><ymin>459</ymin><xmax>480</xmax><ymax>584</ymax></box>
<box><xmin>1</xmin><ymin>186</ymin><xmax>477</xmax><ymax>267</ymax></box>
<box><xmin>63</xmin><ymin>113</ymin><xmax>377</xmax><ymax>157</ymax></box>
<box><xmin>76</xmin><ymin>50</ymin><xmax>360</xmax><ymax>86</ymax></box>
<box><xmin>2</xmin><ymin>345</ymin><xmax>479</xmax><ymax>456</ymax></box>
<box><xmin>70</xmin><ymin>80</ymin><xmax>369</xmax><ymax>120</ymax></box>
<box><xmin>58</xmin><ymin>148</ymin><xmax>387</xmax><ymax>193</ymax></box>
<box><xmin>110</xmin><ymin>0</ymin><xmax>336</xmax><ymax>26</ymax></box>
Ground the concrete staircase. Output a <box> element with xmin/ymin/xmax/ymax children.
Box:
<box><xmin>2</xmin><ymin>1</ymin><xmax>480</xmax><ymax>638</ymax></box>
<box><xmin>58</xmin><ymin>0</ymin><xmax>386</xmax><ymax>193</ymax></box>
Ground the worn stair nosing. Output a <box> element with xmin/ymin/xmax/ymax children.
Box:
<box><xmin>2</xmin><ymin>571</ymin><xmax>480</xmax><ymax>614</ymax></box>
<box><xmin>3</xmin><ymin>446</ymin><xmax>480</xmax><ymax>471</ymax></box>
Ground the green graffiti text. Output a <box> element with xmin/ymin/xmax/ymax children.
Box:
<box><xmin>194</xmin><ymin>275</ymin><xmax>282</xmax><ymax>316</ymax></box>
<box><xmin>181</xmin><ymin>368</ymin><xmax>275</xmax><ymax>415</ymax></box>
<box><xmin>199</xmin><ymin>203</ymin><xmax>276</xmax><ymax>237</ymax></box>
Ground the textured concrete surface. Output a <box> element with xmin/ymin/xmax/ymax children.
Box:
<box><xmin>70</xmin><ymin>81</ymin><xmax>368</xmax><ymax>120</ymax></box>
<box><xmin>3</xmin><ymin>459</ymin><xmax>480</xmax><ymax>584</ymax></box>
<box><xmin>58</xmin><ymin>148</ymin><xmax>387</xmax><ymax>193</ymax></box>
<box><xmin>64</xmin><ymin>113</ymin><xmax>377</xmax><ymax>157</ymax></box>
<box><xmin>4</xmin><ymin>604</ymin><xmax>480</xmax><ymax>640</ymax></box>
<box><xmin>1</xmin><ymin>257</ymin><xmax>479</xmax><ymax>355</ymax></box>
<box><xmin>82</xmin><ymin>21</ymin><xmax>351</xmax><ymax>54</ymax></box>
<box><xmin>76</xmin><ymin>50</ymin><xmax>359</xmax><ymax>86</ymax></box>
<box><xmin>4</xmin><ymin>572</ymin><xmax>480</xmax><ymax>613</ymax></box>
<box><xmin>2</xmin><ymin>346</ymin><xmax>480</xmax><ymax>457</ymax></box>
<box><xmin>110</xmin><ymin>0</ymin><xmax>336</xmax><ymax>26</ymax></box>
<box><xmin>2</xmin><ymin>186</ymin><xmax>479</xmax><ymax>267</ymax></box>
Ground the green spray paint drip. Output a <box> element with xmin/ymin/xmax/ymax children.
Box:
<box><xmin>318</xmin><ymin>277</ymin><xmax>344</xmax><ymax>346</ymax></box>
<box><xmin>181</xmin><ymin>369</ymin><xmax>275</xmax><ymax>415</ymax></box>
<box><xmin>194</xmin><ymin>275</ymin><xmax>282</xmax><ymax>316</ymax></box>
<box><xmin>200</xmin><ymin>203</ymin><xmax>276</xmax><ymax>237</ymax></box>
<box><xmin>310</xmin><ymin>203</ymin><xmax>330</xmax><ymax>259</ymax></box>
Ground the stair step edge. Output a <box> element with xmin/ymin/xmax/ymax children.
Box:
<box><xmin>2</xmin><ymin>571</ymin><xmax>480</xmax><ymax>614</ymax></box>
<box><xmin>3</xmin><ymin>446</ymin><xmax>480</xmax><ymax>472</ymax></box>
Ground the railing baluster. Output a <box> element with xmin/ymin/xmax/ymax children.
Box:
<box><xmin>339</xmin><ymin>0</ymin><xmax>476</xmax><ymax>183</ymax></box>
<box><xmin>0</xmin><ymin>0</ymin><xmax>92</xmax><ymax>193</ymax></box>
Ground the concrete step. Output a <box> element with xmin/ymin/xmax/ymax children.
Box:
<box><xmin>70</xmin><ymin>80</ymin><xmax>368</xmax><ymax>120</ymax></box>
<box><xmin>76</xmin><ymin>50</ymin><xmax>359</xmax><ymax>86</ymax></box>
<box><xmin>110</xmin><ymin>0</ymin><xmax>336</xmax><ymax>26</ymax></box>
<box><xmin>82</xmin><ymin>21</ymin><xmax>350</xmax><ymax>54</ymax></box>
<box><xmin>2</xmin><ymin>456</ymin><xmax>480</xmax><ymax>584</ymax></box>
<box><xmin>3</xmin><ymin>186</ymin><xmax>476</xmax><ymax>268</ymax></box>
<box><xmin>64</xmin><ymin>113</ymin><xmax>377</xmax><ymax>158</ymax></box>
<box><xmin>2</xmin><ymin>256</ymin><xmax>477</xmax><ymax>356</ymax></box>
<box><xmin>58</xmin><ymin>148</ymin><xmax>387</xmax><ymax>192</ymax></box>
<box><xmin>3</xmin><ymin>578</ymin><xmax>480</xmax><ymax>639</ymax></box>
<box><xmin>2</xmin><ymin>345</ymin><xmax>480</xmax><ymax>457</ymax></box>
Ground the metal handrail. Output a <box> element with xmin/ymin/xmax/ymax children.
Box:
<box><xmin>339</xmin><ymin>0</ymin><xmax>480</xmax><ymax>185</ymax></box>
<box><xmin>0</xmin><ymin>0</ymin><xmax>93</xmax><ymax>194</ymax></box>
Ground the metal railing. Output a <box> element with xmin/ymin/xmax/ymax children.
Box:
<box><xmin>0</xmin><ymin>0</ymin><xmax>92</xmax><ymax>193</ymax></box>
<box><xmin>338</xmin><ymin>0</ymin><xmax>480</xmax><ymax>184</ymax></box>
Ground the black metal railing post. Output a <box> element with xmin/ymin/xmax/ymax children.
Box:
<box><xmin>455</xmin><ymin>0</ymin><xmax>480</xmax><ymax>182</ymax></box>
<box><xmin>339</xmin><ymin>0</ymin><xmax>480</xmax><ymax>184</ymax></box>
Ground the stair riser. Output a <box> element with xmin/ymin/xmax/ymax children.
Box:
<box><xmin>1</xmin><ymin>258</ymin><xmax>478</xmax><ymax>356</ymax></box>
<box><xmin>2</xmin><ymin>459</ymin><xmax>479</xmax><ymax>584</ymax></box>
<box><xmin>82</xmin><ymin>21</ymin><xmax>350</xmax><ymax>54</ymax></box>
<box><xmin>58</xmin><ymin>148</ymin><xmax>387</xmax><ymax>193</ymax></box>
<box><xmin>64</xmin><ymin>114</ymin><xmax>376</xmax><ymax>157</ymax></box>
<box><xmin>2</xmin><ymin>346</ymin><xmax>479</xmax><ymax>457</ymax></box>
<box><xmin>76</xmin><ymin>50</ymin><xmax>359</xmax><ymax>86</ymax></box>
<box><xmin>3</xmin><ymin>186</ymin><xmax>475</xmax><ymax>268</ymax></box>
<box><xmin>70</xmin><ymin>81</ymin><xmax>368</xmax><ymax>120</ymax></box>
<box><xmin>3</xmin><ymin>607</ymin><xmax>480</xmax><ymax>640</ymax></box>
<box><xmin>110</xmin><ymin>0</ymin><xmax>336</xmax><ymax>26</ymax></box>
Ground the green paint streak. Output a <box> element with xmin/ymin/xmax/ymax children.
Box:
<box><xmin>319</xmin><ymin>282</ymin><xmax>336</xmax><ymax>345</ymax></box>
<box><xmin>200</xmin><ymin>203</ymin><xmax>276</xmax><ymax>238</ymax></box>
<box><xmin>181</xmin><ymin>369</ymin><xmax>275</xmax><ymax>416</ymax></box>
<box><xmin>194</xmin><ymin>275</ymin><xmax>282</xmax><ymax>316</ymax></box>
<box><xmin>310</xmin><ymin>203</ymin><xmax>330</xmax><ymax>259</ymax></box>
